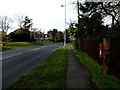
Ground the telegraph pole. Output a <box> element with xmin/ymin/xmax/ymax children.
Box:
<box><xmin>77</xmin><ymin>0</ymin><xmax>80</xmax><ymax>24</ymax></box>
<box><xmin>61</xmin><ymin>0</ymin><xmax>67</xmax><ymax>46</ymax></box>
<box><xmin>64</xmin><ymin>0</ymin><xmax>66</xmax><ymax>46</ymax></box>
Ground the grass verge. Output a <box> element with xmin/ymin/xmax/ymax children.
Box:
<box><xmin>0</xmin><ymin>44</ymin><xmax>10</xmax><ymax>50</ymax></box>
<box><xmin>2</xmin><ymin>46</ymin><xmax>10</xmax><ymax>49</ymax></box>
<box><xmin>7</xmin><ymin>46</ymin><xmax>67</xmax><ymax>89</ymax></box>
<box><xmin>71</xmin><ymin>45</ymin><xmax>120</xmax><ymax>88</ymax></box>
<box><xmin>5</xmin><ymin>41</ymin><xmax>61</xmax><ymax>46</ymax></box>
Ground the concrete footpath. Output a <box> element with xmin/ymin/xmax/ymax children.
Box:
<box><xmin>66</xmin><ymin>45</ymin><xmax>92</xmax><ymax>88</ymax></box>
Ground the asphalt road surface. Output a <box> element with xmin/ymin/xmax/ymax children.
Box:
<box><xmin>2</xmin><ymin>43</ymin><xmax>63</xmax><ymax>88</ymax></box>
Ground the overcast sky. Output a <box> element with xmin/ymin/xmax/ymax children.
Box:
<box><xmin>0</xmin><ymin>0</ymin><xmax>79</xmax><ymax>34</ymax></box>
<box><xmin>0</xmin><ymin>0</ymin><xmax>111</xmax><ymax>34</ymax></box>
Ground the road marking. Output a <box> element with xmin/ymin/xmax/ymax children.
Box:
<box><xmin>2</xmin><ymin>53</ymin><xmax>23</xmax><ymax>60</ymax></box>
<box><xmin>30</xmin><ymin>46</ymin><xmax>47</xmax><ymax>52</ymax></box>
<box><xmin>30</xmin><ymin>48</ymin><xmax>40</xmax><ymax>51</ymax></box>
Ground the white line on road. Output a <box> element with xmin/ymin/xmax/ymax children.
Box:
<box><xmin>30</xmin><ymin>48</ymin><xmax>40</xmax><ymax>51</ymax></box>
<box><xmin>2</xmin><ymin>53</ymin><xmax>23</xmax><ymax>60</ymax></box>
<box><xmin>30</xmin><ymin>46</ymin><xmax>47</xmax><ymax>52</ymax></box>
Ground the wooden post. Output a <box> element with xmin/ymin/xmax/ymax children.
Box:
<box><xmin>103</xmin><ymin>38</ymin><xmax>111</xmax><ymax>74</ymax></box>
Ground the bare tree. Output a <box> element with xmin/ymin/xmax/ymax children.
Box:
<box><xmin>0</xmin><ymin>16</ymin><xmax>12</xmax><ymax>34</ymax></box>
<box><xmin>79</xmin><ymin>2</ymin><xmax>120</xmax><ymax>27</ymax></box>
<box><xmin>100</xmin><ymin>2</ymin><xmax>120</xmax><ymax>26</ymax></box>
<box><xmin>14</xmin><ymin>13</ymin><xmax>25</xmax><ymax>28</ymax></box>
<box><xmin>0</xmin><ymin>16</ymin><xmax>12</xmax><ymax>42</ymax></box>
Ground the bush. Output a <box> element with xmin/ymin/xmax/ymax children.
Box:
<box><xmin>8</xmin><ymin>28</ymin><xmax>32</xmax><ymax>42</ymax></box>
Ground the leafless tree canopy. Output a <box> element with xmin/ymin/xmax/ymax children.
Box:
<box><xmin>0</xmin><ymin>16</ymin><xmax>12</xmax><ymax>34</ymax></box>
<box><xmin>14</xmin><ymin>13</ymin><xmax>25</xmax><ymax>28</ymax></box>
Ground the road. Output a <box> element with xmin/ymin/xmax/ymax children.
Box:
<box><xmin>2</xmin><ymin>43</ymin><xmax>63</xmax><ymax>88</ymax></box>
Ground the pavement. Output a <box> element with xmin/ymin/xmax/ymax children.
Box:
<box><xmin>66</xmin><ymin>45</ymin><xmax>92</xmax><ymax>88</ymax></box>
<box><xmin>2</xmin><ymin>43</ymin><xmax>63</xmax><ymax>88</ymax></box>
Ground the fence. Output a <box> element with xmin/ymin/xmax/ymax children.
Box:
<box><xmin>112</xmin><ymin>39</ymin><xmax>120</xmax><ymax>77</ymax></box>
<box><xmin>83</xmin><ymin>39</ymin><xmax>102</xmax><ymax>64</ymax></box>
<box><xmin>82</xmin><ymin>39</ymin><xmax>120</xmax><ymax>77</ymax></box>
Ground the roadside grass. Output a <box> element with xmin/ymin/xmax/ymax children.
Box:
<box><xmin>5</xmin><ymin>42</ymin><xmax>42</xmax><ymax>46</ymax></box>
<box><xmin>5</xmin><ymin>41</ymin><xmax>60</xmax><ymax>46</ymax></box>
<box><xmin>71</xmin><ymin>45</ymin><xmax>120</xmax><ymax>88</ymax></box>
<box><xmin>2</xmin><ymin>46</ymin><xmax>10</xmax><ymax>49</ymax></box>
<box><xmin>0</xmin><ymin>44</ymin><xmax>10</xmax><ymax>50</ymax></box>
<box><xmin>41</xmin><ymin>41</ymin><xmax>62</xmax><ymax>44</ymax></box>
<box><xmin>0</xmin><ymin>42</ymin><xmax>10</xmax><ymax>50</ymax></box>
<box><xmin>7</xmin><ymin>46</ymin><xmax>67</xmax><ymax>89</ymax></box>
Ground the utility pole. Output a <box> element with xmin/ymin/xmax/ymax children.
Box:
<box><xmin>64</xmin><ymin>0</ymin><xmax>66</xmax><ymax>46</ymax></box>
<box><xmin>77</xmin><ymin>0</ymin><xmax>80</xmax><ymax>24</ymax></box>
<box><xmin>61</xmin><ymin>0</ymin><xmax>66</xmax><ymax>46</ymax></box>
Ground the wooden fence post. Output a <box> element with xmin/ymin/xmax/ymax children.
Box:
<box><xmin>103</xmin><ymin>38</ymin><xmax>111</xmax><ymax>74</ymax></box>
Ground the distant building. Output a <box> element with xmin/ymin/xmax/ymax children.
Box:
<box><xmin>31</xmin><ymin>31</ymin><xmax>49</xmax><ymax>41</ymax></box>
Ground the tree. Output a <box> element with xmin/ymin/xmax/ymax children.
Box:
<box><xmin>67</xmin><ymin>23</ymin><xmax>76</xmax><ymax>36</ymax></box>
<box><xmin>52</xmin><ymin>29</ymin><xmax>58</xmax><ymax>42</ymax></box>
<box><xmin>78</xmin><ymin>2</ymin><xmax>120</xmax><ymax>75</ymax></box>
<box><xmin>8</xmin><ymin>28</ymin><xmax>30</xmax><ymax>42</ymax></box>
<box><xmin>14</xmin><ymin>13</ymin><xmax>25</xmax><ymax>29</ymax></box>
<box><xmin>79</xmin><ymin>2</ymin><xmax>120</xmax><ymax>27</ymax></box>
<box><xmin>56</xmin><ymin>31</ymin><xmax>64</xmax><ymax>42</ymax></box>
<box><xmin>0</xmin><ymin>16</ymin><xmax>12</xmax><ymax>33</ymax></box>
<box><xmin>0</xmin><ymin>16</ymin><xmax>13</xmax><ymax>42</ymax></box>
<box><xmin>0</xmin><ymin>31</ymin><xmax>6</xmax><ymax>42</ymax></box>
<box><xmin>100</xmin><ymin>2</ymin><xmax>120</xmax><ymax>26</ymax></box>
<box><xmin>8</xmin><ymin>16</ymin><xmax>33</xmax><ymax>42</ymax></box>
<box><xmin>79</xmin><ymin>12</ymin><xmax>104</xmax><ymax>38</ymax></box>
<box><xmin>47</xmin><ymin>29</ymin><xmax>64</xmax><ymax>42</ymax></box>
<box><xmin>23</xmin><ymin>16</ymin><xmax>33</xmax><ymax>31</ymax></box>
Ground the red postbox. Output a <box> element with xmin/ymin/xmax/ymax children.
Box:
<box><xmin>99</xmin><ymin>43</ymin><xmax>103</xmax><ymax>58</ymax></box>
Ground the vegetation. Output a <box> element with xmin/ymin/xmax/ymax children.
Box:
<box><xmin>2</xmin><ymin>46</ymin><xmax>10</xmax><ymax>49</ymax></box>
<box><xmin>8</xmin><ymin>16</ymin><xmax>33</xmax><ymax>42</ymax></box>
<box><xmin>7</xmin><ymin>46</ymin><xmax>67</xmax><ymax>88</ymax></box>
<box><xmin>47</xmin><ymin>29</ymin><xmax>63</xmax><ymax>42</ymax></box>
<box><xmin>0</xmin><ymin>44</ymin><xmax>10</xmax><ymax>50</ymax></box>
<box><xmin>4</xmin><ymin>41</ymin><xmax>59</xmax><ymax>46</ymax></box>
<box><xmin>71</xmin><ymin>45</ymin><xmax>120</xmax><ymax>88</ymax></box>
<box><xmin>0</xmin><ymin>15</ymin><xmax>66</xmax><ymax>43</ymax></box>
<box><xmin>8</xmin><ymin>29</ymin><xmax>30</xmax><ymax>42</ymax></box>
<box><xmin>0</xmin><ymin>16</ymin><xmax>13</xmax><ymax>42</ymax></box>
<box><xmin>68</xmin><ymin>1</ymin><xmax>120</xmax><ymax>49</ymax></box>
<box><xmin>68</xmin><ymin>1</ymin><xmax>120</xmax><ymax>75</ymax></box>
